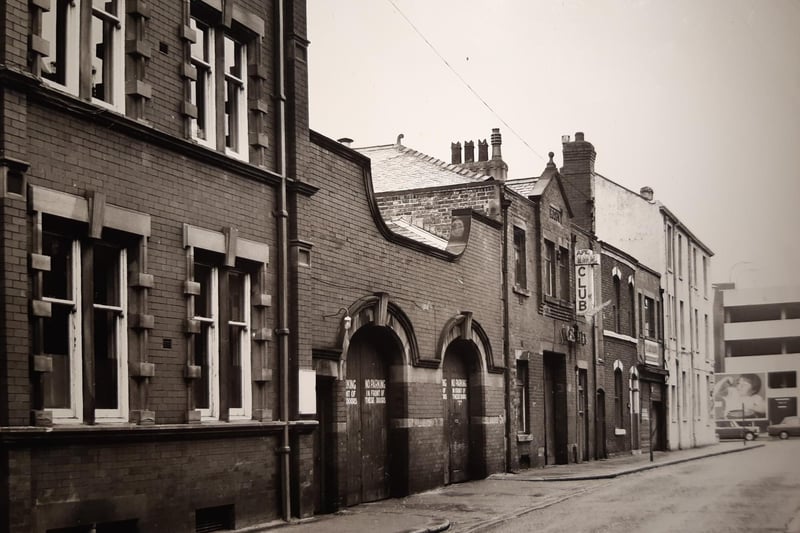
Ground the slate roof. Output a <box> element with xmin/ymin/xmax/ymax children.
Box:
<box><xmin>356</xmin><ymin>143</ymin><xmax>491</xmax><ymax>193</ymax></box>
<box><xmin>384</xmin><ymin>217</ymin><xmax>449</xmax><ymax>250</ymax></box>
<box><xmin>505</xmin><ymin>176</ymin><xmax>543</xmax><ymax>198</ymax></box>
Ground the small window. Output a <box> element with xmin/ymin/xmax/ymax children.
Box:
<box><xmin>543</xmin><ymin>240</ymin><xmax>555</xmax><ymax>297</ymax></box>
<box><xmin>614</xmin><ymin>368</ymin><xmax>624</xmax><ymax>427</ymax></box>
<box><xmin>190</xmin><ymin>17</ymin><xmax>215</xmax><ymax>146</ymax></box>
<box><xmin>549</xmin><ymin>205</ymin><xmax>562</xmax><ymax>224</ymax></box>
<box><xmin>768</xmin><ymin>371</ymin><xmax>797</xmax><ymax>389</ymax></box>
<box><xmin>223</xmin><ymin>35</ymin><xmax>247</xmax><ymax>158</ymax></box>
<box><xmin>513</xmin><ymin>227</ymin><xmax>526</xmax><ymax>290</ymax></box>
<box><xmin>515</xmin><ymin>360</ymin><xmax>530</xmax><ymax>434</ymax></box>
<box><xmin>558</xmin><ymin>246</ymin><xmax>570</xmax><ymax>300</ymax></box>
<box><xmin>643</xmin><ymin>296</ymin><xmax>656</xmax><ymax>338</ymax></box>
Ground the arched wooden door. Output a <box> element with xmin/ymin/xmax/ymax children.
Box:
<box><xmin>346</xmin><ymin>327</ymin><xmax>390</xmax><ymax>503</ymax></box>
<box><xmin>443</xmin><ymin>346</ymin><xmax>470</xmax><ymax>484</ymax></box>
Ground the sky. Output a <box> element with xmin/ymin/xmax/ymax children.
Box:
<box><xmin>307</xmin><ymin>0</ymin><xmax>800</xmax><ymax>288</ymax></box>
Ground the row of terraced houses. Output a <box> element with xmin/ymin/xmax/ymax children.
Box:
<box><xmin>0</xmin><ymin>1</ymin><xmax>716</xmax><ymax>531</ymax></box>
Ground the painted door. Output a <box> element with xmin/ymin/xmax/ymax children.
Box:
<box><xmin>346</xmin><ymin>332</ymin><xmax>390</xmax><ymax>503</ymax></box>
<box><xmin>444</xmin><ymin>353</ymin><xmax>470</xmax><ymax>483</ymax></box>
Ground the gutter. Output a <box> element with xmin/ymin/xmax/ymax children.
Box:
<box><xmin>275</xmin><ymin>0</ymin><xmax>292</xmax><ymax>521</ymax></box>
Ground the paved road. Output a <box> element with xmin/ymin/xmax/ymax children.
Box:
<box><xmin>491</xmin><ymin>439</ymin><xmax>800</xmax><ymax>533</ymax></box>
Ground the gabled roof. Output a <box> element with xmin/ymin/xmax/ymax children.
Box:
<box><xmin>505</xmin><ymin>153</ymin><xmax>574</xmax><ymax>217</ymax></box>
<box><xmin>356</xmin><ymin>143</ymin><xmax>491</xmax><ymax>192</ymax></box>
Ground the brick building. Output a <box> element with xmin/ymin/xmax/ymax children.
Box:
<box><xmin>301</xmin><ymin>133</ymin><xmax>505</xmax><ymax>511</ymax></box>
<box><xmin>597</xmin><ymin>243</ymin><xmax>667</xmax><ymax>457</ymax></box>
<box><xmin>358</xmin><ymin>132</ymin><xmax>599</xmax><ymax>469</ymax></box>
<box><xmin>0</xmin><ymin>0</ymin><xmax>319</xmax><ymax>530</ymax></box>
<box><xmin>561</xmin><ymin>132</ymin><xmax>715</xmax><ymax>450</ymax></box>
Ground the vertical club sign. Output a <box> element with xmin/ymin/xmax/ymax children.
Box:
<box><xmin>575</xmin><ymin>249</ymin><xmax>598</xmax><ymax>316</ymax></box>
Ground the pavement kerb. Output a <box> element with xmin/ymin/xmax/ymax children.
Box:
<box><xmin>502</xmin><ymin>442</ymin><xmax>765</xmax><ymax>482</ymax></box>
<box><xmin>406</xmin><ymin>519</ymin><xmax>451</xmax><ymax>533</ymax></box>
<box><xmin>463</xmin><ymin>442</ymin><xmax>766</xmax><ymax>533</ymax></box>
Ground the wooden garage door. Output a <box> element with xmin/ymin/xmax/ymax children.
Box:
<box><xmin>444</xmin><ymin>353</ymin><xmax>470</xmax><ymax>483</ymax></box>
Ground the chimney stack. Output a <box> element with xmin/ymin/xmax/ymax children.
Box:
<box><xmin>464</xmin><ymin>140</ymin><xmax>475</xmax><ymax>163</ymax></box>
<box><xmin>640</xmin><ymin>186</ymin><xmax>654</xmax><ymax>201</ymax></box>
<box><xmin>491</xmin><ymin>128</ymin><xmax>502</xmax><ymax>160</ymax></box>
<box><xmin>478</xmin><ymin>139</ymin><xmax>488</xmax><ymax>162</ymax></box>
<box><xmin>561</xmin><ymin>131</ymin><xmax>597</xmax><ymax>232</ymax></box>
<box><xmin>451</xmin><ymin>142</ymin><xmax>462</xmax><ymax>164</ymax></box>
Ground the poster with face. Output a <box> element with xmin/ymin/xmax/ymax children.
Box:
<box><xmin>713</xmin><ymin>373</ymin><xmax>767</xmax><ymax>420</ymax></box>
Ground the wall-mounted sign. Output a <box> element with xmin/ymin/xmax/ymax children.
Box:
<box><xmin>575</xmin><ymin>249</ymin><xmax>599</xmax><ymax>266</ymax></box>
<box><xmin>576</xmin><ymin>263</ymin><xmax>595</xmax><ymax>316</ymax></box>
<box><xmin>644</xmin><ymin>339</ymin><xmax>660</xmax><ymax>366</ymax></box>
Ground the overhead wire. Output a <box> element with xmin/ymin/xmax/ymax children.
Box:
<box><xmin>385</xmin><ymin>0</ymin><xmax>547</xmax><ymax>165</ymax></box>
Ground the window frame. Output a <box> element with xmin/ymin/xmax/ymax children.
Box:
<box><xmin>39</xmin><ymin>0</ymin><xmax>126</xmax><ymax>112</ymax></box>
<box><xmin>223</xmin><ymin>34</ymin><xmax>248</xmax><ymax>160</ymax></box>
<box><xmin>41</xmin><ymin>232</ymin><xmax>130</xmax><ymax>423</ymax></box>
<box><xmin>558</xmin><ymin>246</ymin><xmax>570</xmax><ymax>301</ymax></box>
<box><xmin>189</xmin><ymin>17</ymin><xmax>217</xmax><ymax>149</ymax></box>
<box><xmin>89</xmin><ymin>0</ymin><xmax>126</xmax><ymax>110</ymax></box>
<box><xmin>515</xmin><ymin>359</ymin><xmax>530</xmax><ymax>435</ymax></box>
<box><xmin>543</xmin><ymin>239</ymin><xmax>556</xmax><ymax>297</ymax></box>
<box><xmin>513</xmin><ymin>226</ymin><xmax>527</xmax><ymax>290</ymax></box>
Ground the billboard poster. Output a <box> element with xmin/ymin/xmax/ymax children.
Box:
<box><xmin>713</xmin><ymin>373</ymin><xmax>767</xmax><ymax>420</ymax></box>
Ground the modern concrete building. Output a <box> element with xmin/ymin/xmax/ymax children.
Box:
<box><xmin>560</xmin><ymin>133</ymin><xmax>716</xmax><ymax>450</ymax></box>
<box><xmin>714</xmin><ymin>284</ymin><xmax>800</xmax><ymax>430</ymax></box>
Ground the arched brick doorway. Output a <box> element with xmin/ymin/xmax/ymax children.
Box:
<box><xmin>345</xmin><ymin>325</ymin><xmax>402</xmax><ymax>503</ymax></box>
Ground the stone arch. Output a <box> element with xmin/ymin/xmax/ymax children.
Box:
<box><xmin>337</xmin><ymin>292</ymin><xmax>419</xmax><ymax>374</ymax></box>
<box><xmin>435</xmin><ymin>312</ymin><xmax>496</xmax><ymax>372</ymax></box>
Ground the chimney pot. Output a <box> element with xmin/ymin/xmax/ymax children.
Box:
<box><xmin>451</xmin><ymin>142</ymin><xmax>462</xmax><ymax>165</ymax></box>
<box><xmin>575</xmin><ymin>132</ymin><xmax>585</xmax><ymax>142</ymax></box>
<box><xmin>337</xmin><ymin>137</ymin><xmax>353</xmax><ymax>147</ymax></box>
<box><xmin>478</xmin><ymin>139</ymin><xmax>488</xmax><ymax>162</ymax></box>
<box><xmin>561</xmin><ymin>134</ymin><xmax>571</xmax><ymax>143</ymax></box>
<box><xmin>640</xmin><ymin>186</ymin><xmax>654</xmax><ymax>201</ymax></box>
<box><xmin>464</xmin><ymin>141</ymin><xmax>475</xmax><ymax>163</ymax></box>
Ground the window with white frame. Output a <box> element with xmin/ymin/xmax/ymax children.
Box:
<box><xmin>189</xmin><ymin>17</ymin><xmax>215</xmax><ymax>147</ymax></box>
<box><xmin>515</xmin><ymin>359</ymin><xmax>530</xmax><ymax>434</ymax></box>
<box><xmin>41</xmin><ymin>219</ymin><xmax>130</xmax><ymax>422</ymax></box>
<box><xmin>40</xmin><ymin>0</ymin><xmax>125</xmax><ymax>110</ymax></box>
<box><xmin>189</xmin><ymin>7</ymin><xmax>250</xmax><ymax>161</ymax></box>
<box><xmin>614</xmin><ymin>368</ymin><xmax>624</xmax><ymax>428</ymax></box>
<box><xmin>192</xmin><ymin>253</ymin><xmax>253</xmax><ymax>421</ymax></box>
<box><xmin>223</xmin><ymin>35</ymin><xmax>247</xmax><ymax>158</ymax></box>
<box><xmin>643</xmin><ymin>296</ymin><xmax>656</xmax><ymax>338</ymax></box>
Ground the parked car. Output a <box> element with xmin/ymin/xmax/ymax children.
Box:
<box><xmin>715</xmin><ymin>420</ymin><xmax>759</xmax><ymax>441</ymax></box>
<box><xmin>767</xmin><ymin>416</ymin><xmax>800</xmax><ymax>439</ymax></box>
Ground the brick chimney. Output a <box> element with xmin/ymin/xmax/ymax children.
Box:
<box><xmin>451</xmin><ymin>142</ymin><xmax>462</xmax><ymax>164</ymax></box>
<box><xmin>478</xmin><ymin>139</ymin><xmax>488</xmax><ymax>162</ymax></box>
<box><xmin>561</xmin><ymin>131</ymin><xmax>597</xmax><ymax>232</ymax></box>
<box><xmin>464</xmin><ymin>140</ymin><xmax>475</xmax><ymax>163</ymax></box>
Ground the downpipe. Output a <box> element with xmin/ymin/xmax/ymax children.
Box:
<box><xmin>275</xmin><ymin>0</ymin><xmax>291</xmax><ymax>521</ymax></box>
<box><xmin>501</xmin><ymin>190</ymin><xmax>512</xmax><ymax>472</ymax></box>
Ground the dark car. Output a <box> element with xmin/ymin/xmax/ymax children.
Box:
<box><xmin>767</xmin><ymin>416</ymin><xmax>800</xmax><ymax>439</ymax></box>
<box><xmin>715</xmin><ymin>420</ymin><xmax>759</xmax><ymax>441</ymax></box>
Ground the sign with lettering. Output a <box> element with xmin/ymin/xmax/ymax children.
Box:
<box><xmin>450</xmin><ymin>378</ymin><xmax>467</xmax><ymax>401</ymax></box>
<box><xmin>575</xmin><ymin>263</ymin><xmax>595</xmax><ymax>316</ymax></box>
<box><xmin>575</xmin><ymin>249</ymin><xmax>599</xmax><ymax>266</ymax></box>
<box><xmin>345</xmin><ymin>379</ymin><xmax>357</xmax><ymax>405</ymax></box>
<box><xmin>644</xmin><ymin>339</ymin><xmax>660</xmax><ymax>365</ymax></box>
<box><xmin>364</xmin><ymin>378</ymin><xmax>386</xmax><ymax>405</ymax></box>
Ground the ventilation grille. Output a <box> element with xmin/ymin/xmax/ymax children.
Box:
<box><xmin>196</xmin><ymin>505</ymin><xmax>235</xmax><ymax>533</ymax></box>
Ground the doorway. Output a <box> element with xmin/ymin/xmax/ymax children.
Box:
<box><xmin>543</xmin><ymin>352</ymin><xmax>568</xmax><ymax>465</ymax></box>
